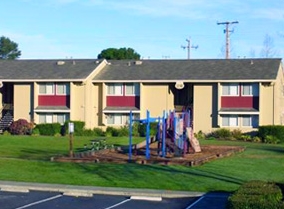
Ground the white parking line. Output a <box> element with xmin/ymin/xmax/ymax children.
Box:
<box><xmin>14</xmin><ymin>194</ymin><xmax>63</xmax><ymax>209</ymax></box>
<box><xmin>104</xmin><ymin>199</ymin><xmax>131</xmax><ymax>209</ymax></box>
<box><xmin>185</xmin><ymin>196</ymin><xmax>204</xmax><ymax>209</ymax></box>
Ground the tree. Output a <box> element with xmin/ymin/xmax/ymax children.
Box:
<box><xmin>97</xmin><ymin>47</ymin><xmax>140</xmax><ymax>60</ymax></box>
<box><xmin>0</xmin><ymin>36</ymin><xmax>21</xmax><ymax>60</ymax></box>
<box><xmin>260</xmin><ymin>34</ymin><xmax>277</xmax><ymax>58</ymax></box>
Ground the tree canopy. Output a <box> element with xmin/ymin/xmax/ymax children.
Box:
<box><xmin>0</xmin><ymin>36</ymin><xmax>21</xmax><ymax>60</ymax></box>
<box><xmin>97</xmin><ymin>47</ymin><xmax>140</xmax><ymax>60</ymax></box>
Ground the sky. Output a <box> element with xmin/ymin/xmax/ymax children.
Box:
<box><xmin>0</xmin><ymin>0</ymin><xmax>284</xmax><ymax>60</ymax></box>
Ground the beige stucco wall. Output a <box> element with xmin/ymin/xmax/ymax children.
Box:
<box><xmin>70</xmin><ymin>81</ymin><xmax>99</xmax><ymax>129</ymax></box>
<box><xmin>259</xmin><ymin>65</ymin><xmax>284</xmax><ymax>125</ymax></box>
<box><xmin>140</xmin><ymin>83</ymin><xmax>174</xmax><ymax>119</ymax></box>
<box><xmin>193</xmin><ymin>84</ymin><xmax>214</xmax><ymax>133</ymax></box>
<box><xmin>14</xmin><ymin>83</ymin><xmax>32</xmax><ymax>121</ymax></box>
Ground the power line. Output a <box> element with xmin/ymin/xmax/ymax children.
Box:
<box><xmin>181</xmin><ymin>37</ymin><xmax>198</xmax><ymax>59</ymax></box>
<box><xmin>217</xmin><ymin>21</ymin><xmax>239</xmax><ymax>59</ymax></box>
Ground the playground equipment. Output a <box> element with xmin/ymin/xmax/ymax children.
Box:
<box><xmin>129</xmin><ymin>109</ymin><xmax>201</xmax><ymax>161</ymax></box>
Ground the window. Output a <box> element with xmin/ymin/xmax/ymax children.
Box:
<box><xmin>107</xmin><ymin>114</ymin><xmax>122</xmax><ymax>125</ymax></box>
<box><xmin>222</xmin><ymin>115</ymin><xmax>238</xmax><ymax>127</ymax></box>
<box><xmin>242</xmin><ymin>83</ymin><xmax>259</xmax><ymax>96</ymax></box>
<box><xmin>222</xmin><ymin>83</ymin><xmax>239</xmax><ymax>96</ymax></box>
<box><xmin>107</xmin><ymin>84</ymin><xmax>123</xmax><ymax>95</ymax></box>
<box><xmin>39</xmin><ymin>83</ymin><xmax>54</xmax><ymax>95</ymax></box>
<box><xmin>38</xmin><ymin>113</ymin><xmax>69</xmax><ymax>124</ymax></box>
<box><xmin>125</xmin><ymin>83</ymin><xmax>140</xmax><ymax>95</ymax></box>
<box><xmin>39</xmin><ymin>114</ymin><xmax>53</xmax><ymax>123</ymax></box>
<box><xmin>242</xmin><ymin>115</ymin><xmax>259</xmax><ymax>128</ymax></box>
<box><xmin>106</xmin><ymin>113</ymin><xmax>140</xmax><ymax>125</ymax></box>
<box><xmin>57</xmin><ymin>83</ymin><xmax>70</xmax><ymax>95</ymax></box>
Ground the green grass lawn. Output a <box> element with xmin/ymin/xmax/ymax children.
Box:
<box><xmin>0</xmin><ymin>135</ymin><xmax>283</xmax><ymax>192</ymax></box>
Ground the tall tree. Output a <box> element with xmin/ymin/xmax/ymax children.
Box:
<box><xmin>0</xmin><ymin>36</ymin><xmax>21</xmax><ymax>60</ymax></box>
<box><xmin>97</xmin><ymin>47</ymin><xmax>140</xmax><ymax>60</ymax></box>
<box><xmin>260</xmin><ymin>34</ymin><xmax>277</xmax><ymax>58</ymax></box>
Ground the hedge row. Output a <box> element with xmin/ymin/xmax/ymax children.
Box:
<box><xmin>227</xmin><ymin>181</ymin><xmax>283</xmax><ymax>209</ymax></box>
<box><xmin>258</xmin><ymin>125</ymin><xmax>284</xmax><ymax>143</ymax></box>
<box><xmin>32</xmin><ymin>121</ymin><xmax>159</xmax><ymax>137</ymax></box>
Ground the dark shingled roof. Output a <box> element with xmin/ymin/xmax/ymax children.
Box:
<box><xmin>92</xmin><ymin>58</ymin><xmax>282</xmax><ymax>82</ymax></box>
<box><xmin>0</xmin><ymin>59</ymin><xmax>101</xmax><ymax>81</ymax></box>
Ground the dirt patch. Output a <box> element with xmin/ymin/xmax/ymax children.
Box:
<box><xmin>54</xmin><ymin>142</ymin><xmax>245</xmax><ymax>166</ymax></box>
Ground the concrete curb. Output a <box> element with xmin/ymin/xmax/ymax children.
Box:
<box><xmin>0</xmin><ymin>180</ymin><xmax>204</xmax><ymax>198</ymax></box>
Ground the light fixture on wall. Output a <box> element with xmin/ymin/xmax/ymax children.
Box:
<box><xmin>175</xmin><ymin>81</ymin><xmax>184</xmax><ymax>90</ymax></box>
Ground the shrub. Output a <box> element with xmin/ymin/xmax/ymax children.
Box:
<box><xmin>138</xmin><ymin>122</ymin><xmax>159</xmax><ymax>137</ymax></box>
<box><xmin>35</xmin><ymin>123</ymin><xmax>61</xmax><ymax>136</ymax></box>
<box><xmin>9</xmin><ymin>119</ymin><xmax>33</xmax><ymax>135</ymax></box>
<box><xmin>227</xmin><ymin>180</ymin><xmax>283</xmax><ymax>209</ymax></box>
<box><xmin>92</xmin><ymin>128</ymin><xmax>105</xmax><ymax>136</ymax></box>
<box><xmin>264</xmin><ymin>135</ymin><xmax>280</xmax><ymax>144</ymax></box>
<box><xmin>64</xmin><ymin>121</ymin><xmax>85</xmax><ymax>136</ymax></box>
<box><xmin>206</xmin><ymin>136</ymin><xmax>216</xmax><ymax>140</ymax></box>
<box><xmin>252</xmin><ymin>136</ymin><xmax>261</xmax><ymax>143</ymax></box>
<box><xmin>194</xmin><ymin>130</ymin><xmax>206</xmax><ymax>140</ymax></box>
<box><xmin>212</xmin><ymin>128</ymin><xmax>231</xmax><ymax>139</ymax></box>
<box><xmin>118</xmin><ymin>125</ymin><xmax>129</xmax><ymax>137</ymax></box>
<box><xmin>106</xmin><ymin>127</ymin><xmax>119</xmax><ymax>137</ymax></box>
<box><xmin>240</xmin><ymin>135</ymin><xmax>252</xmax><ymax>142</ymax></box>
<box><xmin>258</xmin><ymin>125</ymin><xmax>284</xmax><ymax>143</ymax></box>
<box><xmin>231</xmin><ymin>129</ymin><xmax>243</xmax><ymax>140</ymax></box>
<box><xmin>131</xmin><ymin>123</ymin><xmax>140</xmax><ymax>137</ymax></box>
<box><xmin>32</xmin><ymin>128</ymin><xmax>40</xmax><ymax>136</ymax></box>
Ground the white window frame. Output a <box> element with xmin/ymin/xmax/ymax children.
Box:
<box><xmin>56</xmin><ymin>83</ymin><xmax>70</xmax><ymax>95</ymax></box>
<box><xmin>242</xmin><ymin>83</ymin><xmax>259</xmax><ymax>96</ymax></box>
<box><xmin>222</xmin><ymin>83</ymin><xmax>239</xmax><ymax>96</ymax></box>
<box><xmin>106</xmin><ymin>113</ymin><xmax>139</xmax><ymax>125</ymax></box>
<box><xmin>125</xmin><ymin>83</ymin><xmax>140</xmax><ymax>96</ymax></box>
<box><xmin>38</xmin><ymin>113</ymin><xmax>70</xmax><ymax>124</ymax></box>
<box><xmin>242</xmin><ymin>115</ymin><xmax>259</xmax><ymax>128</ymax></box>
<box><xmin>222</xmin><ymin>115</ymin><xmax>238</xmax><ymax>127</ymax></box>
<box><xmin>107</xmin><ymin>83</ymin><xmax>123</xmax><ymax>96</ymax></box>
<box><xmin>107</xmin><ymin>114</ymin><xmax>123</xmax><ymax>125</ymax></box>
<box><xmin>39</xmin><ymin>114</ymin><xmax>53</xmax><ymax>123</ymax></box>
<box><xmin>39</xmin><ymin>83</ymin><xmax>54</xmax><ymax>95</ymax></box>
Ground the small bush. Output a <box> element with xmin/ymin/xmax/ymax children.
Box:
<box><xmin>258</xmin><ymin>125</ymin><xmax>284</xmax><ymax>143</ymax></box>
<box><xmin>264</xmin><ymin>135</ymin><xmax>280</xmax><ymax>144</ymax></box>
<box><xmin>3</xmin><ymin>130</ymin><xmax>11</xmax><ymax>136</ymax></box>
<box><xmin>206</xmin><ymin>136</ymin><xmax>216</xmax><ymax>140</ymax></box>
<box><xmin>227</xmin><ymin>180</ymin><xmax>283</xmax><ymax>209</ymax></box>
<box><xmin>137</xmin><ymin>122</ymin><xmax>158</xmax><ymax>137</ymax></box>
<box><xmin>212</xmin><ymin>128</ymin><xmax>231</xmax><ymax>139</ymax></box>
<box><xmin>93</xmin><ymin>128</ymin><xmax>105</xmax><ymax>136</ymax></box>
<box><xmin>194</xmin><ymin>130</ymin><xmax>206</xmax><ymax>140</ymax></box>
<box><xmin>231</xmin><ymin>129</ymin><xmax>243</xmax><ymax>140</ymax></box>
<box><xmin>106</xmin><ymin>127</ymin><xmax>119</xmax><ymax>137</ymax></box>
<box><xmin>32</xmin><ymin>128</ymin><xmax>40</xmax><ymax>136</ymax></box>
<box><xmin>118</xmin><ymin>125</ymin><xmax>129</xmax><ymax>137</ymax></box>
<box><xmin>240</xmin><ymin>135</ymin><xmax>252</xmax><ymax>142</ymax></box>
<box><xmin>252</xmin><ymin>136</ymin><xmax>261</xmax><ymax>143</ymax></box>
<box><xmin>9</xmin><ymin>119</ymin><xmax>33</xmax><ymax>135</ymax></box>
<box><xmin>64</xmin><ymin>121</ymin><xmax>85</xmax><ymax>136</ymax></box>
<box><xmin>35</xmin><ymin>123</ymin><xmax>61</xmax><ymax>136</ymax></box>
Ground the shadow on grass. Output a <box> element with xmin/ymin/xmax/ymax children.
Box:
<box><xmin>71</xmin><ymin>161</ymin><xmax>244</xmax><ymax>191</ymax></box>
<box><xmin>16</xmin><ymin>148</ymin><xmax>67</xmax><ymax>161</ymax></box>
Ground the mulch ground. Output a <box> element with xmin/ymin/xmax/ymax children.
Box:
<box><xmin>54</xmin><ymin>142</ymin><xmax>245</xmax><ymax>166</ymax></box>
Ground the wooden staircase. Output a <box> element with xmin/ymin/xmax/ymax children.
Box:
<box><xmin>0</xmin><ymin>104</ymin><xmax>14</xmax><ymax>133</ymax></box>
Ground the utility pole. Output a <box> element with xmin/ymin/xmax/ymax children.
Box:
<box><xmin>217</xmin><ymin>21</ymin><xmax>239</xmax><ymax>59</ymax></box>
<box><xmin>181</xmin><ymin>38</ymin><xmax>198</xmax><ymax>59</ymax></box>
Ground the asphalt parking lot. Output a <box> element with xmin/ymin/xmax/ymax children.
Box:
<box><xmin>0</xmin><ymin>181</ymin><xmax>230</xmax><ymax>209</ymax></box>
<box><xmin>0</xmin><ymin>190</ymin><xmax>198</xmax><ymax>209</ymax></box>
